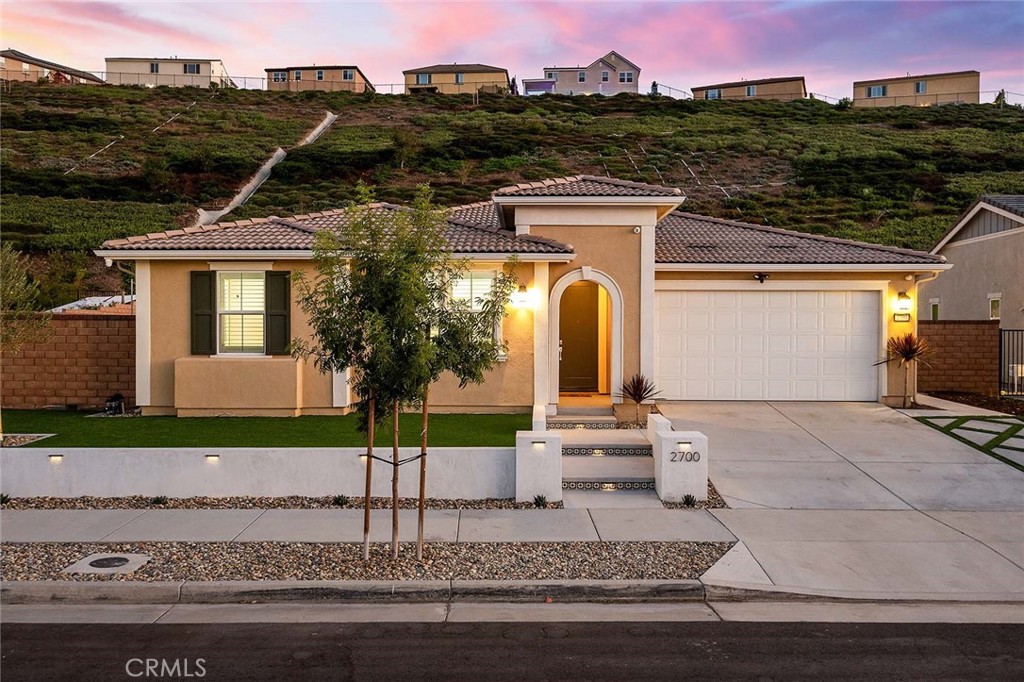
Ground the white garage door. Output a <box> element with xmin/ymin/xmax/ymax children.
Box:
<box><xmin>655</xmin><ymin>289</ymin><xmax>880</xmax><ymax>401</ymax></box>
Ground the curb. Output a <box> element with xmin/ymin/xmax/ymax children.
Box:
<box><xmin>1</xmin><ymin>580</ymin><xmax>706</xmax><ymax>605</ymax></box>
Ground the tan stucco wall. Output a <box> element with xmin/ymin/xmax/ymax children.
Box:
<box><xmin>919</xmin><ymin>232</ymin><xmax>1024</xmax><ymax>329</ymax></box>
<box><xmin>404</xmin><ymin>70</ymin><xmax>508</xmax><ymax>94</ymax></box>
<box><xmin>267</xmin><ymin>68</ymin><xmax>371</xmax><ymax>92</ymax></box>
<box><xmin>655</xmin><ymin>270</ymin><xmax>929</xmax><ymax>402</ymax></box>
<box><xmin>853</xmin><ymin>73</ymin><xmax>980</xmax><ymax>107</ymax></box>
<box><xmin>145</xmin><ymin>258</ymin><xmax>539</xmax><ymax>416</ymax></box>
<box><xmin>693</xmin><ymin>79</ymin><xmax>805</xmax><ymax>101</ymax></box>
<box><xmin>104</xmin><ymin>60</ymin><xmax>229</xmax><ymax>88</ymax></box>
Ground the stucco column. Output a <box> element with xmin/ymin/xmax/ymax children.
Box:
<box><xmin>532</xmin><ymin>263</ymin><xmax>550</xmax><ymax>413</ymax></box>
<box><xmin>639</xmin><ymin>221</ymin><xmax>657</xmax><ymax>381</ymax></box>
<box><xmin>135</xmin><ymin>260</ymin><xmax>151</xmax><ymax>407</ymax></box>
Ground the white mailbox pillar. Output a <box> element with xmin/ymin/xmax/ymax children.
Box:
<box><xmin>515</xmin><ymin>431</ymin><xmax>562</xmax><ymax>503</ymax></box>
<box><xmin>653</xmin><ymin>430</ymin><xmax>708</xmax><ymax>502</ymax></box>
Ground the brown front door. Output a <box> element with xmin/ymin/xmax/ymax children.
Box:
<box><xmin>559</xmin><ymin>281</ymin><xmax>599</xmax><ymax>392</ymax></box>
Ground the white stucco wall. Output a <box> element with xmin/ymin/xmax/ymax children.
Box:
<box><xmin>0</xmin><ymin>447</ymin><xmax>515</xmax><ymax>499</ymax></box>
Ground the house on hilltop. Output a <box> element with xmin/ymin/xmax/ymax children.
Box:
<box><xmin>522</xmin><ymin>51</ymin><xmax>640</xmax><ymax>96</ymax></box>
<box><xmin>852</xmin><ymin>70</ymin><xmax>980</xmax><ymax>107</ymax></box>
<box><xmin>691</xmin><ymin>76</ymin><xmax>806</xmax><ymax>102</ymax></box>
<box><xmin>104</xmin><ymin>57</ymin><xmax>235</xmax><ymax>89</ymax></box>
<box><xmin>1</xmin><ymin>49</ymin><xmax>103</xmax><ymax>85</ymax></box>
<box><xmin>264</xmin><ymin>64</ymin><xmax>374</xmax><ymax>93</ymax></box>
<box><xmin>403</xmin><ymin>63</ymin><xmax>509</xmax><ymax>95</ymax></box>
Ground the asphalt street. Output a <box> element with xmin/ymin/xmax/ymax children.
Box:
<box><xmin>3</xmin><ymin>622</ymin><xmax>1023</xmax><ymax>681</ymax></box>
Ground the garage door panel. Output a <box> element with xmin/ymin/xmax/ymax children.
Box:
<box><xmin>655</xmin><ymin>288</ymin><xmax>879</xmax><ymax>401</ymax></box>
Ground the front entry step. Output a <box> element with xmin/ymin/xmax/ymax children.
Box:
<box><xmin>562</xmin><ymin>446</ymin><xmax>651</xmax><ymax>457</ymax></box>
<box><xmin>562</xmin><ymin>481</ymin><xmax>654</xmax><ymax>491</ymax></box>
<box><xmin>562</xmin><ymin>455</ymin><xmax>654</xmax><ymax>482</ymax></box>
<box><xmin>554</xmin><ymin>406</ymin><xmax>614</xmax><ymax>417</ymax></box>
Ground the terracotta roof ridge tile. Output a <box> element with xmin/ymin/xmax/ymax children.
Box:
<box><xmin>666</xmin><ymin>211</ymin><xmax>944</xmax><ymax>262</ymax></box>
<box><xmin>494</xmin><ymin>175</ymin><xmax>583</xmax><ymax>194</ymax></box>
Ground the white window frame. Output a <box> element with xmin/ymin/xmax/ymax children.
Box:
<box><xmin>294</xmin><ymin>70</ymin><xmax>302</xmax><ymax>81</ymax></box>
<box><xmin>342</xmin><ymin>69</ymin><xmax>355</xmax><ymax>81</ymax></box>
<box><xmin>989</xmin><ymin>294</ymin><xmax>1001</xmax><ymax>320</ymax></box>
<box><xmin>455</xmin><ymin>72</ymin><xmax>465</xmax><ymax>84</ymax></box>
<box><xmin>183</xmin><ymin>63</ymin><xmax>200</xmax><ymax>75</ymax></box>
<box><xmin>216</xmin><ymin>271</ymin><xmax>267</xmax><ymax>355</ymax></box>
<box><xmin>915</xmin><ymin>80</ymin><xmax>927</xmax><ymax>94</ymax></box>
<box><xmin>706</xmin><ymin>89</ymin><xmax>722</xmax><ymax>100</ymax></box>
<box><xmin>545</xmin><ymin>72</ymin><xmax>554</xmax><ymax>79</ymax></box>
<box><xmin>601</xmin><ymin>71</ymin><xmax>609</xmax><ymax>82</ymax></box>
<box><xmin>929</xmin><ymin>298</ymin><xmax>940</xmax><ymax>321</ymax></box>
<box><xmin>746</xmin><ymin>84</ymin><xmax>757</xmax><ymax>97</ymax></box>
<box><xmin>619</xmin><ymin>71</ymin><xmax>633</xmax><ymax>83</ymax></box>
<box><xmin>316</xmin><ymin>69</ymin><xmax>324</xmax><ymax>81</ymax></box>
<box><xmin>22</xmin><ymin>62</ymin><xmax>30</xmax><ymax>74</ymax></box>
<box><xmin>452</xmin><ymin>269</ymin><xmax>505</xmax><ymax>354</ymax></box>
<box><xmin>578</xmin><ymin>71</ymin><xmax>586</xmax><ymax>83</ymax></box>
<box><xmin>416</xmin><ymin>73</ymin><xmax>431</xmax><ymax>85</ymax></box>
<box><xmin>272</xmin><ymin>71</ymin><xmax>286</xmax><ymax>82</ymax></box>
<box><xmin>868</xmin><ymin>85</ymin><xmax>887</xmax><ymax>98</ymax></box>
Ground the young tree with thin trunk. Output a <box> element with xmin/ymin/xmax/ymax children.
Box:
<box><xmin>1</xmin><ymin>243</ymin><xmax>52</xmax><ymax>439</ymax></box>
<box><xmin>875</xmin><ymin>333</ymin><xmax>932</xmax><ymax>409</ymax></box>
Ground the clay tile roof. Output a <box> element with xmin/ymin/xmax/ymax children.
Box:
<box><xmin>494</xmin><ymin>175</ymin><xmax>683</xmax><ymax>197</ymax></box>
<box><xmin>656</xmin><ymin>212</ymin><xmax>945</xmax><ymax>265</ymax></box>
<box><xmin>98</xmin><ymin>203</ymin><xmax>573</xmax><ymax>256</ymax></box>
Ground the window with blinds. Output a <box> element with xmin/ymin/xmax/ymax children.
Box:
<box><xmin>218</xmin><ymin>272</ymin><xmax>266</xmax><ymax>353</ymax></box>
<box><xmin>452</xmin><ymin>271</ymin><xmax>495</xmax><ymax>312</ymax></box>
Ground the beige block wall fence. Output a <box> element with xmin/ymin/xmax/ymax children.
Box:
<box><xmin>1</xmin><ymin>313</ymin><xmax>135</xmax><ymax>409</ymax></box>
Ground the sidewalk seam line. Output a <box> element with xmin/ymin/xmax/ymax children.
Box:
<box><xmin>230</xmin><ymin>509</ymin><xmax>268</xmax><ymax>542</ymax></box>
<box><xmin>917</xmin><ymin>511</ymin><xmax>1024</xmax><ymax>572</ymax></box>
<box><xmin>151</xmin><ymin>603</ymin><xmax>177</xmax><ymax>624</ymax></box>
<box><xmin>97</xmin><ymin>508</ymin><xmax>151</xmax><ymax>541</ymax></box>
<box><xmin>587</xmin><ymin>509</ymin><xmax>602</xmax><ymax>542</ymax></box>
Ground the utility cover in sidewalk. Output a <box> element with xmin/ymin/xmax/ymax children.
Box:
<box><xmin>63</xmin><ymin>553</ymin><xmax>150</xmax><ymax>575</ymax></box>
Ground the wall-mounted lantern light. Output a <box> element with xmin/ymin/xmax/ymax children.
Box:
<box><xmin>512</xmin><ymin>285</ymin><xmax>534</xmax><ymax>309</ymax></box>
<box><xmin>893</xmin><ymin>291</ymin><xmax>912</xmax><ymax>322</ymax></box>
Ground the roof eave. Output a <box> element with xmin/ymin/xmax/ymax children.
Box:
<box><xmin>95</xmin><ymin>249</ymin><xmax>573</xmax><ymax>262</ymax></box>
<box><xmin>655</xmin><ymin>263</ymin><xmax>951</xmax><ymax>272</ymax></box>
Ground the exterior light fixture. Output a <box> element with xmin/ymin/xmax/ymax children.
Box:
<box><xmin>531</xmin><ymin>440</ymin><xmax>546</xmax><ymax>447</ymax></box>
<box><xmin>677</xmin><ymin>441</ymin><xmax>692</xmax><ymax>450</ymax></box>
<box><xmin>893</xmin><ymin>291</ymin><xmax>912</xmax><ymax>322</ymax></box>
<box><xmin>48</xmin><ymin>454</ymin><xmax>63</xmax><ymax>462</ymax></box>
<box><xmin>205</xmin><ymin>453</ymin><xmax>220</xmax><ymax>461</ymax></box>
<box><xmin>753</xmin><ymin>273</ymin><xmax>770</xmax><ymax>284</ymax></box>
<box><xmin>512</xmin><ymin>285</ymin><xmax>533</xmax><ymax>308</ymax></box>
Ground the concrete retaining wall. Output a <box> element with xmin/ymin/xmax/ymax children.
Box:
<box><xmin>0</xmin><ymin>447</ymin><xmax>515</xmax><ymax>499</ymax></box>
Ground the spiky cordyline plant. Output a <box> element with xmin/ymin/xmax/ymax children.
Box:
<box><xmin>875</xmin><ymin>333</ymin><xmax>932</xmax><ymax>409</ymax></box>
<box><xmin>615</xmin><ymin>373</ymin><xmax>662</xmax><ymax>424</ymax></box>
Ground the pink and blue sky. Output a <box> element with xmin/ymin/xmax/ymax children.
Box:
<box><xmin>3</xmin><ymin>1</ymin><xmax>1022</xmax><ymax>97</ymax></box>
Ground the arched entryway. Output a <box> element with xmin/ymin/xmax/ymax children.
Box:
<box><xmin>548</xmin><ymin>268</ymin><xmax>624</xmax><ymax>407</ymax></box>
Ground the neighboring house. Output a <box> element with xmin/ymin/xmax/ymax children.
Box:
<box><xmin>95</xmin><ymin>175</ymin><xmax>948</xmax><ymax>417</ymax></box>
<box><xmin>919</xmin><ymin>195</ymin><xmax>1024</xmax><ymax>329</ymax></box>
<box><xmin>403</xmin><ymin>64</ymin><xmax>509</xmax><ymax>94</ymax></box>
<box><xmin>691</xmin><ymin>76</ymin><xmax>806</xmax><ymax>102</ymax></box>
<box><xmin>264</xmin><ymin>65</ymin><xmax>374</xmax><ymax>93</ymax></box>
<box><xmin>852</xmin><ymin>70</ymin><xmax>980</xmax><ymax>107</ymax></box>
<box><xmin>104</xmin><ymin>57</ymin><xmax>235</xmax><ymax>88</ymax></box>
<box><xmin>0</xmin><ymin>48</ymin><xmax>103</xmax><ymax>85</ymax></box>
<box><xmin>522</xmin><ymin>51</ymin><xmax>640</xmax><ymax>96</ymax></box>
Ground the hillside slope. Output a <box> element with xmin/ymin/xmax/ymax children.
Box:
<box><xmin>2</xmin><ymin>84</ymin><xmax>1023</xmax><ymax>304</ymax></box>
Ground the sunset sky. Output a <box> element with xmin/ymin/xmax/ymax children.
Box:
<box><xmin>2</xmin><ymin>1</ymin><xmax>1022</xmax><ymax>98</ymax></box>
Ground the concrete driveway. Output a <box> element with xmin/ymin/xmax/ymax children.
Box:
<box><xmin>659</xmin><ymin>402</ymin><xmax>1024</xmax><ymax>600</ymax></box>
<box><xmin>658</xmin><ymin>401</ymin><xmax>1024</xmax><ymax>511</ymax></box>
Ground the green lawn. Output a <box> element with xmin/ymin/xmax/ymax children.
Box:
<box><xmin>4</xmin><ymin>410</ymin><xmax>530</xmax><ymax>448</ymax></box>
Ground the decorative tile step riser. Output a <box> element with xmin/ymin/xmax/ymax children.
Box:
<box><xmin>563</xmin><ymin>481</ymin><xmax>656</xmax><ymax>491</ymax></box>
<box><xmin>562</xmin><ymin>447</ymin><xmax>652</xmax><ymax>457</ymax></box>
<box><xmin>548</xmin><ymin>422</ymin><xmax>620</xmax><ymax>430</ymax></box>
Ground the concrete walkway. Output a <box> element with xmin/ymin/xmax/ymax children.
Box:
<box><xmin>0</xmin><ymin>508</ymin><xmax>736</xmax><ymax>544</ymax></box>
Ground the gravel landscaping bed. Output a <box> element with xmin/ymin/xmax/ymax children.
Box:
<box><xmin>0</xmin><ymin>541</ymin><xmax>732</xmax><ymax>582</ymax></box>
<box><xmin>926</xmin><ymin>391</ymin><xmax>1024</xmax><ymax>417</ymax></box>
<box><xmin>661</xmin><ymin>481</ymin><xmax>727</xmax><ymax>510</ymax></box>
<box><xmin>0</xmin><ymin>434</ymin><xmax>54</xmax><ymax>448</ymax></box>
<box><xmin>0</xmin><ymin>496</ymin><xmax>563</xmax><ymax>511</ymax></box>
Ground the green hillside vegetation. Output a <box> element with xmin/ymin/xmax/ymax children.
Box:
<box><xmin>2</xmin><ymin>83</ymin><xmax>1023</xmax><ymax>305</ymax></box>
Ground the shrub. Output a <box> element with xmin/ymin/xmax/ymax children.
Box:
<box><xmin>332</xmin><ymin>495</ymin><xmax>350</xmax><ymax>507</ymax></box>
<box><xmin>149</xmin><ymin>496</ymin><xmax>169</xmax><ymax>506</ymax></box>
<box><xmin>615</xmin><ymin>373</ymin><xmax>662</xmax><ymax>424</ymax></box>
<box><xmin>682</xmin><ymin>494</ymin><xmax>697</xmax><ymax>507</ymax></box>
<box><xmin>533</xmin><ymin>494</ymin><xmax>548</xmax><ymax>509</ymax></box>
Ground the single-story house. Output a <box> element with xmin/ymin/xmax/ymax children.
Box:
<box><xmin>691</xmin><ymin>76</ymin><xmax>807</xmax><ymax>102</ymax></box>
<box><xmin>95</xmin><ymin>176</ymin><xmax>949</xmax><ymax>417</ymax></box>
<box><xmin>919</xmin><ymin>195</ymin><xmax>1024</xmax><ymax>328</ymax></box>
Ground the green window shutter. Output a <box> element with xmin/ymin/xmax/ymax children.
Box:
<box><xmin>265</xmin><ymin>271</ymin><xmax>291</xmax><ymax>355</ymax></box>
<box><xmin>190</xmin><ymin>271</ymin><xmax>216</xmax><ymax>355</ymax></box>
